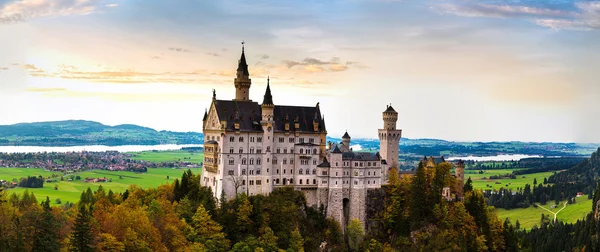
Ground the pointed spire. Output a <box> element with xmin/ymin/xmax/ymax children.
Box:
<box><xmin>342</xmin><ymin>131</ymin><xmax>350</xmax><ymax>139</ymax></box>
<box><xmin>262</xmin><ymin>77</ymin><xmax>273</xmax><ymax>105</ymax></box>
<box><xmin>203</xmin><ymin>108</ymin><xmax>208</xmax><ymax>121</ymax></box>
<box><xmin>237</xmin><ymin>41</ymin><xmax>249</xmax><ymax>76</ymax></box>
<box><xmin>212</xmin><ymin>89</ymin><xmax>216</xmax><ymax>100</ymax></box>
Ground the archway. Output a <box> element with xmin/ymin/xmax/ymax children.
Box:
<box><xmin>343</xmin><ymin>198</ymin><xmax>350</xmax><ymax>228</ymax></box>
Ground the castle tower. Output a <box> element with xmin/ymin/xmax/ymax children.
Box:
<box><xmin>342</xmin><ymin>131</ymin><xmax>351</xmax><ymax>150</ymax></box>
<box><xmin>455</xmin><ymin>160</ymin><xmax>465</xmax><ymax>198</ymax></box>
<box><xmin>261</xmin><ymin>78</ymin><xmax>275</xmax><ymax>193</ymax></box>
<box><xmin>378</xmin><ymin>104</ymin><xmax>402</xmax><ymax>184</ymax></box>
<box><xmin>234</xmin><ymin>43</ymin><xmax>251</xmax><ymax>101</ymax></box>
<box><xmin>327</xmin><ymin>145</ymin><xmax>345</xmax><ymax>230</ymax></box>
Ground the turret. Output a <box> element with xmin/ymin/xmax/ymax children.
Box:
<box><xmin>202</xmin><ymin>108</ymin><xmax>208</xmax><ymax>129</ymax></box>
<box><xmin>383</xmin><ymin>104</ymin><xmax>398</xmax><ymax>130</ymax></box>
<box><xmin>378</xmin><ymin>103</ymin><xmax>402</xmax><ymax>184</ymax></box>
<box><xmin>261</xmin><ymin>77</ymin><xmax>274</xmax><ymax>122</ymax></box>
<box><xmin>234</xmin><ymin>42</ymin><xmax>252</xmax><ymax>101</ymax></box>
<box><xmin>455</xmin><ymin>160</ymin><xmax>465</xmax><ymax>198</ymax></box>
<box><xmin>342</xmin><ymin>131</ymin><xmax>351</xmax><ymax>149</ymax></box>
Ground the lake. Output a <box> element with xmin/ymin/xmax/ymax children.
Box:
<box><xmin>446</xmin><ymin>154</ymin><xmax>542</xmax><ymax>162</ymax></box>
<box><xmin>0</xmin><ymin>144</ymin><xmax>203</xmax><ymax>153</ymax></box>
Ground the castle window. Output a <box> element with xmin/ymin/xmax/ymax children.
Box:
<box><xmin>312</xmin><ymin>169</ymin><xmax>316</xmax><ymax>175</ymax></box>
<box><xmin>256</xmin><ymin>169</ymin><xmax>261</xmax><ymax>175</ymax></box>
<box><xmin>257</xmin><ymin>148</ymin><xmax>262</xmax><ymax>154</ymax></box>
<box><xmin>230</xmin><ymin>136</ymin><xmax>235</xmax><ymax>142</ymax></box>
<box><xmin>309</xmin><ymin>138</ymin><xmax>314</xmax><ymax>143</ymax></box>
<box><xmin>256</xmin><ymin>180</ymin><xmax>262</xmax><ymax>185</ymax></box>
<box><xmin>284</xmin><ymin>148</ymin><xmax>287</xmax><ymax>154</ymax></box>
<box><xmin>277</xmin><ymin>148</ymin><xmax>281</xmax><ymax>153</ymax></box>
<box><xmin>313</xmin><ymin>149</ymin><xmax>317</xmax><ymax>155</ymax></box>
<box><xmin>336</xmin><ymin>162</ymin><xmax>338</xmax><ymax>166</ymax></box>
<box><xmin>230</xmin><ymin>148</ymin><xmax>234</xmax><ymax>154</ymax></box>
<box><xmin>291</xmin><ymin>169</ymin><xmax>294</xmax><ymax>174</ymax></box>
<box><xmin>289</xmin><ymin>138</ymin><xmax>294</xmax><ymax>143</ymax></box>
<box><xmin>239</xmin><ymin>137</ymin><xmax>244</xmax><ymax>142</ymax></box>
<box><xmin>239</xmin><ymin>148</ymin><xmax>243</xmax><ymax>154</ymax></box>
<box><xmin>283</xmin><ymin>169</ymin><xmax>286</xmax><ymax>174</ymax></box>
<box><xmin>289</xmin><ymin>179</ymin><xmax>293</xmax><ymax>184</ymax></box>
<box><xmin>355</xmin><ymin>162</ymin><xmax>358</xmax><ymax>166</ymax></box>
<box><xmin>250</xmin><ymin>137</ymin><xmax>254</xmax><ymax>142</ymax></box>
<box><xmin>336</xmin><ymin>172</ymin><xmax>338</xmax><ymax>176</ymax></box>
<box><xmin>283</xmin><ymin>179</ymin><xmax>286</xmax><ymax>185</ymax></box>
<box><xmin>306</xmin><ymin>169</ymin><xmax>310</xmax><ymax>174</ymax></box>
<box><xmin>283</xmin><ymin>158</ymin><xmax>287</xmax><ymax>165</ymax></box>
<box><xmin>276</xmin><ymin>179</ymin><xmax>279</xmax><ymax>184</ymax></box>
<box><xmin>322</xmin><ymin>171</ymin><xmax>328</xmax><ymax>176</ymax></box>
<box><xmin>368</xmin><ymin>181</ymin><xmax>370</xmax><ymax>184</ymax></box>
<box><xmin>290</xmin><ymin>159</ymin><xmax>294</xmax><ymax>164</ymax></box>
<box><xmin>299</xmin><ymin>138</ymin><xmax>305</xmax><ymax>143</ymax></box>
<box><xmin>313</xmin><ymin>160</ymin><xmax>317</xmax><ymax>165</ymax></box>
<box><xmin>228</xmin><ymin>159</ymin><xmax>234</xmax><ymax>165</ymax></box>
<box><xmin>335</xmin><ymin>181</ymin><xmax>338</xmax><ymax>185</ymax></box>
<box><xmin>272</xmin><ymin>158</ymin><xmax>277</xmax><ymax>164</ymax></box>
<box><xmin>306</xmin><ymin>179</ymin><xmax>309</xmax><ymax>185</ymax></box>
<box><xmin>249</xmin><ymin>180</ymin><xmax>254</xmax><ymax>185</ymax></box>
<box><xmin>299</xmin><ymin>180</ymin><xmax>302</xmax><ymax>185</ymax></box>
<box><xmin>250</xmin><ymin>170</ymin><xmax>254</xmax><ymax>175</ymax></box>
<box><xmin>313</xmin><ymin>179</ymin><xmax>316</xmax><ymax>184</ymax></box>
<box><xmin>279</xmin><ymin>137</ymin><xmax>284</xmax><ymax>143</ymax></box>
<box><xmin>250</xmin><ymin>148</ymin><xmax>255</xmax><ymax>153</ymax></box>
<box><xmin>368</xmin><ymin>171</ymin><xmax>371</xmax><ymax>176</ymax></box>
<box><xmin>257</xmin><ymin>137</ymin><xmax>262</xmax><ymax>142</ymax></box>
<box><xmin>250</xmin><ymin>158</ymin><xmax>254</xmax><ymax>165</ymax></box>
<box><xmin>257</xmin><ymin>159</ymin><xmax>261</xmax><ymax>165</ymax></box>
<box><xmin>277</xmin><ymin>169</ymin><xmax>279</xmax><ymax>174</ymax></box>
<box><xmin>322</xmin><ymin>180</ymin><xmax>327</xmax><ymax>184</ymax></box>
<box><xmin>300</xmin><ymin>148</ymin><xmax>304</xmax><ymax>154</ymax></box>
<box><xmin>299</xmin><ymin>169</ymin><xmax>303</xmax><ymax>174</ymax></box>
<box><xmin>354</xmin><ymin>181</ymin><xmax>358</xmax><ymax>185</ymax></box>
<box><xmin>242</xmin><ymin>169</ymin><xmax>246</xmax><ymax>175</ymax></box>
<box><xmin>228</xmin><ymin>170</ymin><xmax>234</xmax><ymax>175</ymax></box>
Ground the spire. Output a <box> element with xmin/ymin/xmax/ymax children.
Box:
<box><xmin>202</xmin><ymin>108</ymin><xmax>208</xmax><ymax>121</ymax></box>
<box><xmin>237</xmin><ymin>41</ymin><xmax>249</xmax><ymax>76</ymax></box>
<box><xmin>342</xmin><ymin>131</ymin><xmax>350</xmax><ymax>139</ymax></box>
<box><xmin>262</xmin><ymin>77</ymin><xmax>273</xmax><ymax>105</ymax></box>
<box><xmin>212</xmin><ymin>89</ymin><xmax>216</xmax><ymax>100</ymax></box>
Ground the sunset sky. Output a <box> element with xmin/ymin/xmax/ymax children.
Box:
<box><xmin>1</xmin><ymin>0</ymin><xmax>599</xmax><ymax>142</ymax></box>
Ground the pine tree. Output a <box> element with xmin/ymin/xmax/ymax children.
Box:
<box><xmin>410</xmin><ymin>162</ymin><xmax>429</xmax><ymax>228</ymax></box>
<box><xmin>464</xmin><ymin>177</ymin><xmax>474</xmax><ymax>193</ymax></box>
<box><xmin>33</xmin><ymin>197</ymin><xmax>60</xmax><ymax>252</ymax></box>
<box><xmin>287</xmin><ymin>228</ymin><xmax>304</xmax><ymax>252</ymax></box>
<box><xmin>70</xmin><ymin>204</ymin><xmax>94</xmax><ymax>252</ymax></box>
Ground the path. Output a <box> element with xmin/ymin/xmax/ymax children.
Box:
<box><xmin>535</xmin><ymin>201</ymin><xmax>568</xmax><ymax>223</ymax></box>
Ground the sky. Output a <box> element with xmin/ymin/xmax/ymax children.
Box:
<box><xmin>0</xmin><ymin>0</ymin><xmax>599</xmax><ymax>143</ymax></box>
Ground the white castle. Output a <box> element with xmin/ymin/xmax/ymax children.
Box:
<box><xmin>200</xmin><ymin>45</ymin><xmax>401</xmax><ymax>228</ymax></box>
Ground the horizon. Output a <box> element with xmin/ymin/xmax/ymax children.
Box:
<box><xmin>1</xmin><ymin>0</ymin><xmax>599</xmax><ymax>142</ymax></box>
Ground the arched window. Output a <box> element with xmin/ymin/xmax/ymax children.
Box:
<box><xmin>306</xmin><ymin>169</ymin><xmax>309</xmax><ymax>174</ymax></box>
<box><xmin>306</xmin><ymin>179</ymin><xmax>309</xmax><ymax>185</ymax></box>
<box><xmin>276</xmin><ymin>179</ymin><xmax>280</xmax><ymax>184</ymax></box>
<box><xmin>300</xmin><ymin>148</ymin><xmax>304</xmax><ymax>154</ymax></box>
<box><xmin>228</xmin><ymin>158</ymin><xmax>234</xmax><ymax>165</ymax></box>
<box><xmin>312</xmin><ymin>169</ymin><xmax>316</xmax><ymax>175</ymax></box>
<box><xmin>299</xmin><ymin>180</ymin><xmax>303</xmax><ymax>185</ymax></box>
<box><xmin>313</xmin><ymin>149</ymin><xmax>317</xmax><ymax>155</ymax></box>
<box><xmin>257</xmin><ymin>159</ymin><xmax>261</xmax><ymax>165</ymax></box>
<box><xmin>229</xmin><ymin>148</ymin><xmax>234</xmax><ymax>153</ymax></box>
<box><xmin>250</xmin><ymin>158</ymin><xmax>254</xmax><ymax>165</ymax></box>
<box><xmin>266</xmin><ymin>146</ymin><xmax>271</xmax><ymax>152</ymax></box>
<box><xmin>250</xmin><ymin>147</ymin><xmax>255</xmax><ymax>153</ymax></box>
<box><xmin>299</xmin><ymin>169</ymin><xmax>303</xmax><ymax>175</ymax></box>
<box><xmin>283</xmin><ymin>158</ymin><xmax>287</xmax><ymax>164</ymax></box>
<box><xmin>242</xmin><ymin>169</ymin><xmax>246</xmax><ymax>175</ymax></box>
<box><xmin>239</xmin><ymin>137</ymin><xmax>244</xmax><ymax>142</ymax></box>
<box><xmin>272</xmin><ymin>158</ymin><xmax>278</xmax><ymax>164</ymax></box>
<box><xmin>242</xmin><ymin>180</ymin><xmax>246</xmax><ymax>185</ymax></box>
<box><xmin>313</xmin><ymin>179</ymin><xmax>316</xmax><ymax>184</ymax></box>
<box><xmin>242</xmin><ymin>158</ymin><xmax>247</xmax><ymax>165</ymax></box>
<box><xmin>239</xmin><ymin>148</ymin><xmax>243</xmax><ymax>153</ymax></box>
<box><xmin>284</xmin><ymin>148</ymin><xmax>287</xmax><ymax>153</ymax></box>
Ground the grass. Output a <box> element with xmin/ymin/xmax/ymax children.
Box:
<box><xmin>465</xmin><ymin>169</ymin><xmax>555</xmax><ymax>191</ymax></box>
<box><xmin>128</xmin><ymin>150</ymin><xmax>204</xmax><ymax>163</ymax></box>
<box><xmin>1</xmin><ymin>167</ymin><xmax>201</xmax><ymax>205</ymax></box>
<box><xmin>495</xmin><ymin>196</ymin><xmax>593</xmax><ymax>230</ymax></box>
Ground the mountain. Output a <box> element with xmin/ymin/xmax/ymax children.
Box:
<box><xmin>0</xmin><ymin>120</ymin><xmax>203</xmax><ymax>146</ymax></box>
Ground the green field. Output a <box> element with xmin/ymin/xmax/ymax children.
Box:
<box><xmin>1</xmin><ymin>167</ymin><xmax>201</xmax><ymax>205</ymax></box>
<box><xmin>129</xmin><ymin>150</ymin><xmax>204</xmax><ymax>163</ymax></box>
<box><xmin>465</xmin><ymin>169</ymin><xmax>555</xmax><ymax>190</ymax></box>
<box><xmin>496</xmin><ymin>196</ymin><xmax>593</xmax><ymax>230</ymax></box>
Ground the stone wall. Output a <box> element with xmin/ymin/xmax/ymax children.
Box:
<box><xmin>365</xmin><ymin>187</ymin><xmax>386</xmax><ymax>235</ymax></box>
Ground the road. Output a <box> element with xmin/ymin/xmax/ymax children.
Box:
<box><xmin>536</xmin><ymin>201</ymin><xmax>568</xmax><ymax>223</ymax></box>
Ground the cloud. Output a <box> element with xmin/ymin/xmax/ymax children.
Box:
<box><xmin>431</xmin><ymin>1</ymin><xmax>600</xmax><ymax>30</ymax></box>
<box><xmin>0</xmin><ymin>0</ymin><xmax>113</xmax><ymax>24</ymax></box>
<box><xmin>0</xmin><ymin>67</ymin><xmax>8</xmax><ymax>70</ymax></box>
<box><xmin>26</xmin><ymin>87</ymin><xmax>68</xmax><ymax>93</ymax></box>
<box><xmin>168</xmin><ymin>47</ymin><xmax>191</xmax><ymax>53</ymax></box>
<box><xmin>206</xmin><ymin>52</ymin><xmax>220</xmax><ymax>57</ymax></box>
<box><xmin>105</xmin><ymin>4</ymin><xmax>118</xmax><ymax>8</ymax></box>
<box><xmin>30</xmin><ymin>89</ymin><xmax>208</xmax><ymax>102</ymax></box>
<box><xmin>259</xmin><ymin>54</ymin><xmax>270</xmax><ymax>59</ymax></box>
<box><xmin>281</xmin><ymin>57</ymin><xmax>358</xmax><ymax>73</ymax></box>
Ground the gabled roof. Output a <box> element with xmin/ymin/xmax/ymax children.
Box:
<box><xmin>213</xmin><ymin>100</ymin><xmax>262</xmax><ymax>132</ymax></box>
<box><xmin>342</xmin><ymin>152</ymin><xmax>381</xmax><ymax>161</ymax></box>
<box><xmin>331</xmin><ymin>145</ymin><xmax>342</xmax><ymax>153</ymax></box>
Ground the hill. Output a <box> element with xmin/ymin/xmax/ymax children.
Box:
<box><xmin>0</xmin><ymin>120</ymin><xmax>203</xmax><ymax>146</ymax></box>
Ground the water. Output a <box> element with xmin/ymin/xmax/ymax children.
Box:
<box><xmin>446</xmin><ymin>154</ymin><xmax>542</xmax><ymax>162</ymax></box>
<box><xmin>0</xmin><ymin>144</ymin><xmax>203</xmax><ymax>153</ymax></box>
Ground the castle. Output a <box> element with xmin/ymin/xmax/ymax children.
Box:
<box><xmin>200</xmin><ymin>45</ymin><xmax>401</xmax><ymax>228</ymax></box>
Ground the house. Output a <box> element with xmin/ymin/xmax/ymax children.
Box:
<box><xmin>577</xmin><ymin>192</ymin><xmax>584</xmax><ymax>197</ymax></box>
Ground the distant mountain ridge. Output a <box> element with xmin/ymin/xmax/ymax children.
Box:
<box><xmin>0</xmin><ymin>120</ymin><xmax>203</xmax><ymax>146</ymax></box>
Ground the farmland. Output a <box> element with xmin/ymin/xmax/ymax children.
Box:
<box><xmin>1</xmin><ymin>167</ymin><xmax>200</xmax><ymax>205</ymax></box>
<box><xmin>496</xmin><ymin>196</ymin><xmax>592</xmax><ymax>230</ymax></box>
<box><xmin>465</xmin><ymin>169</ymin><xmax>556</xmax><ymax>190</ymax></box>
<box><xmin>128</xmin><ymin>150</ymin><xmax>204</xmax><ymax>163</ymax></box>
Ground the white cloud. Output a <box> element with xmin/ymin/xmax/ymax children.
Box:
<box><xmin>0</xmin><ymin>0</ymin><xmax>113</xmax><ymax>24</ymax></box>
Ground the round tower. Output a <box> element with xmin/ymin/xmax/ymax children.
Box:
<box><xmin>455</xmin><ymin>160</ymin><xmax>465</xmax><ymax>198</ymax></box>
<box><xmin>234</xmin><ymin>42</ymin><xmax>252</xmax><ymax>101</ymax></box>
<box><xmin>383</xmin><ymin>104</ymin><xmax>398</xmax><ymax>130</ymax></box>
<box><xmin>378</xmin><ymin>104</ymin><xmax>402</xmax><ymax>184</ymax></box>
<box><xmin>342</xmin><ymin>131</ymin><xmax>351</xmax><ymax>149</ymax></box>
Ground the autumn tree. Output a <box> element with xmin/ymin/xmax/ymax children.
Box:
<box><xmin>346</xmin><ymin>219</ymin><xmax>364</xmax><ymax>251</ymax></box>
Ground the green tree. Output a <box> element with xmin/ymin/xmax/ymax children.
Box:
<box><xmin>346</xmin><ymin>219</ymin><xmax>364</xmax><ymax>252</ymax></box>
<box><xmin>410</xmin><ymin>162</ymin><xmax>429</xmax><ymax>228</ymax></box>
<box><xmin>69</xmin><ymin>204</ymin><xmax>94</xmax><ymax>252</ymax></box>
<box><xmin>192</xmin><ymin>205</ymin><xmax>230</xmax><ymax>251</ymax></box>
<box><xmin>258</xmin><ymin>227</ymin><xmax>279</xmax><ymax>252</ymax></box>
<box><xmin>463</xmin><ymin>177</ymin><xmax>474</xmax><ymax>193</ymax></box>
<box><xmin>97</xmin><ymin>233</ymin><xmax>125</xmax><ymax>252</ymax></box>
<box><xmin>33</xmin><ymin>197</ymin><xmax>60</xmax><ymax>252</ymax></box>
<box><xmin>287</xmin><ymin>228</ymin><xmax>304</xmax><ymax>252</ymax></box>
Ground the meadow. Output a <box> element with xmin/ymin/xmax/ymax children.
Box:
<box><xmin>1</xmin><ymin>167</ymin><xmax>200</xmax><ymax>205</ymax></box>
<box><xmin>496</xmin><ymin>196</ymin><xmax>592</xmax><ymax>230</ymax></box>
<box><xmin>128</xmin><ymin>150</ymin><xmax>204</xmax><ymax>163</ymax></box>
<box><xmin>464</xmin><ymin>169</ymin><xmax>555</xmax><ymax>190</ymax></box>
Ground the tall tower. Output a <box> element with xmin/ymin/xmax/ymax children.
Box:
<box><xmin>378</xmin><ymin>104</ymin><xmax>402</xmax><ymax>183</ymax></box>
<box><xmin>342</xmin><ymin>131</ymin><xmax>351</xmax><ymax>150</ymax></box>
<box><xmin>455</xmin><ymin>160</ymin><xmax>465</xmax><ymax>198</ymax></box>
<box><xmin>261</xmin><ymin>78</ymin><xmax>275</xmax><ymax>193</ymax></box>
<box><xmin>234</xmin><ymin>42</ymin><xmax>251</xmax><ymax>101</ymax></box>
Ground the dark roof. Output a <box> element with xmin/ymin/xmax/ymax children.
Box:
<box><xmin>202</xmin><ymin>108</ymin><xmax>208</xmax><ymax>121</ymax></box>
<box><xmin>237</xmin><ymin>48</ymin><xmax>249</xmax><ymax>76</ymax></box>
<box><xmin>206</xmin><ymin>140</ymin><xmax>218</xmax><ymax>144</ymax></box>
<box><xmin>317</xmin><ymin>157</ymin><xmax>330</xmax><ymax>168</ymax></box>
<box><xmin>342</xmin><ymin>152</ymin><xmax>381</xmax><ymax>161</ymax></box>
<box><xmin>342</xmin><ymin>131</ymin><xmax>351</xmax><ymax>139</ymax></box>
<box><xmin>421</xmin><ymin>156</ymin><xmax>446</xmax><ymax>165</ymax></box>
<box><xmin>262</xmin><ymin>80</ymin><xmax>273</xmax><ymax>105</ymax></box>
<box><xmin>212</xmin><ymin>100</ymin><xmax>326</xmax><ymax>133</ymax></box>
<box><xmin>331</xmin><ymin>145</ymin><xmax>342</xmax><ymax>153</ymax></box>
<box><xmin>384</xmin><ymin>105</ymin><xmax>397</xmax><ymax>113</ymax></box>
<box><xmin>213</xmin><ymin>100</ymin><xmax>263</xmax><ymax>132</ymax></box>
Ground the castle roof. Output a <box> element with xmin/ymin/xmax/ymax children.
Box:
<box><xmin>342</xmin><ymin>131</ymin><xmax>351</xmax><ymax>139</ymax></box>
<box><xmin>262</xmin><ymin>78</ymin><xmax>273</xmax><ymax>105</ymax></box>
<box><xmin>317</xmin><ymin>157</ymin><xmax>330</xmax><ymax>168</ymax></box>
<box><xmin>384</xmin><ymin>105</ymin><xmax>397</xmax><ymax>113</ymax></box>
<box><xmin>202</xmin><ymin>108</ymin><xmax>208</xmax><ymax>121</ymax></box>
<box><xmin>331</xmin><ymin>145</ymin><xmax>342</xmax><ymax>153</ymax></box>
<box><xmin>342</xmin><ymin>151</ymin><xmax>381</xmax><ymax>161</ymax></box>
<box><xmin>237</xmin><ymin>46</ymin><xmax>249</xmax><ymax>76</ymax></box>
<box><xmin>212</xmin><ymin>99</ymin><xmax>326</xmax><ymax>133</ymax></box>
